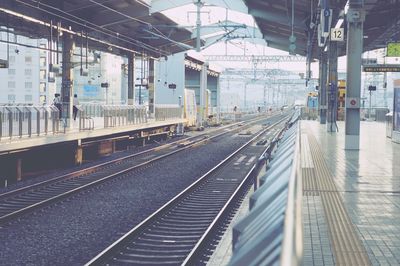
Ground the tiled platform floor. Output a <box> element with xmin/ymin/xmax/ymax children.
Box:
<box><xmin>302</xmin><ymin>121</ymin><xmax>400</xmax><ymax>266</ymax></box>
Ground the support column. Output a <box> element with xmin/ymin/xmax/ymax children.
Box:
<box><xmin>216</xmin><ymin>75</ymin><xmax>221</xmax><ymax>123</ymax></box>
<box><xmin>148</xmin><ymin>58</ymin><xmax>155</xmax><ymax>117</ymax></box>
<box><xmin>345</xmin><ymin>1</ymin><xmax>365</xmax><ymax>150</ymax></box>
<box><xmin>75</xmin><ymin>140</ymin><xmax>83</xmax><ymax>165</ymax></box>
<box><xmin>198</xmin><ymin>63</ymin><xmax>207</xmax><ymax>127</ymax></box>
<box><xmin>244</xmin><ymin>83</ymin><xmax>247</xmax><ymax>109</ymax></box>
<box><xmin>327</xmin><ymin>41</ymin><xmax>338</xmax><ymax>132</ymax></box>
<box><xmin>127</xmin><ymin>53</ymin><xmax>135</xmax><ymax>105</ymax></box>
<box><xmin>319</xmin><ymin>51</ymin><xmax>328</xmax><ymax>124</ymax></box>
<box><xmin>16</xmin><ymin>158</ymin><xmax>22</xmax><ymax>182</ymax></box>
<box><xmin>61</xmin><ymin>34</ymin><xmax>74</xmax><ymax>128</ymax></box>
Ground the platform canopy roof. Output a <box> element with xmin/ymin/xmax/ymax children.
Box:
<box><xmin>244</xmin><ymin>0</ymin><xmax>400</xmax><ymax>59</ymax></box>
<box><xmin>0</xmin><ymin>0</ymin><xmax>198</xmax><ymax>57</ymax></box>
<box><xmin>1</xmin><ymin>0</ymin><xmax>399</xmax><ymax>59</ymax></box>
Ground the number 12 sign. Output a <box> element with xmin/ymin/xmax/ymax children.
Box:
<box><xmin>331</xmin><ymin>28</ymin><xmax>344</xmax><ymax>41</ymax></box>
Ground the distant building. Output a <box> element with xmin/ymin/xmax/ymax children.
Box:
<box><xmin>0</xmin><ymin>29</ymin><xmax>49</xmax><ymax>105</ymax></box>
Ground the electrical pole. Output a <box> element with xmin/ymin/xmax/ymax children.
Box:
<box><xmin>195</xmin><ymin>0</ymin><xmax>203</xmax><ymax>52</ymax></box>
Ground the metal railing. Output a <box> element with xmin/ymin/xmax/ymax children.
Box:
<box><xmin>0</xmin><ymin>105</ymin><xmax>59</xmax><ymax>140</ymax></box>
<box><xmin>80</xmin><ymin>103</ymin><xmax>148</xmax><ymax>128</ymax></box>
<box><xmin>229</xmin><ymin>117</ymin><xmax>302</xmax><ymax>266</ymax></box>
<box><xmin>154</xmin><ymin>105</ymin><xmax>182</xmax><ymax>121</ymax></box>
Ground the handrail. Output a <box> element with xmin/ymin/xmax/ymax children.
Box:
<box><xmin>229</xmin><ymin>116</ymin><xmax>302</xmax><ymax>266</ymax></box>
<box><xmin>280</xmin><ymin>122</ymin><xmax>302</xmax><ymax>266</ymax></box>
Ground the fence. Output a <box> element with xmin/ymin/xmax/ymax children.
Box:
<box><xmin>154</xmin><ymin>105</ymin><xmax>182</xmax><ymax>121</ymax></box>
<box><xmin>229</xmin><ymin>116</ymin><xmax>302</xmax><ymax>266</ymax></box>
<box><xmin>0</xmin><ymin>105</ymin><xmax>59</xmax><ymax>140</ymax></box>
<box><xmin>79</xmin><ymin>103</ymin><xmax>148</xmax><ymax>128</ymax></box>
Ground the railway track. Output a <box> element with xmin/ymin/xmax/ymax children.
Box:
<box><xmin>85</xmin><ymin>115</ymin><xmax>291</xmax><ymax>266</ymax></box>
<box><xmin>0</xmin><ymin>114</ymin><xmax>282</xmax><ymax>224</ymax></box>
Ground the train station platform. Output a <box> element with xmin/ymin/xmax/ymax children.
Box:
<box><xmin>0</xmin><ymin>117</ymin><xmax>184</xmax><ymax>153</ymax></box>
<box><xmin>302</xmin><ymin>120</ymin><xmax>400</xmax><ymax>266</ymax></box>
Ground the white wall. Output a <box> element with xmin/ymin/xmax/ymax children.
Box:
<box><xmin>155</xmin><ymin>52</ymin><xmax>185</xmax><ymax>105</ymax></box>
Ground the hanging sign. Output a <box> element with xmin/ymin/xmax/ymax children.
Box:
<box><xmin>331</xmin><ymin>28</ymin><xmax>344</xmax><ymax>41</ymax></box>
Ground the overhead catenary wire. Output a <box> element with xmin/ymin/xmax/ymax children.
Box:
<box><xmin>11</xmin><ymin>0</ymin><xmax>168</xmax><ymax>56</ymax></box>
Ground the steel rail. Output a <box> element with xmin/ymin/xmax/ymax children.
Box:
<box><xmin>0</xmin><ymin>114</ymin><xmax>268</xmax><ymax>200</ymax></box>
<box><xmin>0</xmin><ymin>114</ymin><xmax>278</xmax><ymax>224</ymax></box>
<box><xmin>85</xmin><ymin>115</ymin><xmax>291</xmax><ymax>266</ymax></box>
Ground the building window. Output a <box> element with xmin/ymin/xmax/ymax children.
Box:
<box><xmin>39</xmin><ymin>82</ymin><xmax>46</xmax><ymax>93</ymax></box>
<box><xmin>25</xmin><ymin>56</ymin><xmax>32</xmax><ymax>63</ymax></box>
<box><xmin>39</xmin><ymin>95</ymin><xmax>46</xmax><ymax>104</ymax></box>
<box><xmin>25</xmin><ymin>69</ymin><xmax>32</xmax><ymax>76</ymax></box>
<box><xmin>8</xmin><ymin>94</ymin><xmax>16</xmax><ymax>102</ymax></box>
<box><xmin>39</xmin><ymin>57</ymin><xmax>46</xmax><ymax>67</ymax></box>
<box><xmin>25</xmin><ymin>82</ymin><xmax>33</xmax><ymax>89</ymax></box>
<box><xmin>8</xmin><ymin>81</ymin><xmax>16</xmax><ymax>88</ymax></box>
<box><xmin>39</xmin><ymin>70</ymin><xmax>46</xmax><ymax>79</ymax></box>
<box><xmin>8</xmin><ymin>69</ymin><xmax>16</xmax><ymax>75</ymax></box>
<box><xmin>25</xmin><ymin>95</ymin><xmax>33</xmax><ymax>102</ymax></box>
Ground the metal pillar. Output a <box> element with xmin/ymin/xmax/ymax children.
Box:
<box><xmin>198</xmin><ymin>63</ymin><xmax>207</xmax><ymax>127</ymax></box>
<box><xmin>127</xmin><ymin>53</ymin><xmax>135</xmax><ymax>105</ymax></box>
<box><xmin>263</xmin><ymin>84</ymin><xmax>267</xmax><ymax>110</ymax></box>
<box><xmin>195</xmin><ymin>0</ymin><xmax>202</xmax><ymax>52</ymax></box>
<box><xmin>244</xmin><ymin>83</ymin><xmax>247</xmax><ymax>109</ymax></box>
<box><xmin>148</xmin><ymin>58</ymin><xmax>155</xmax><ymax>116</ymax></box>
<box><xmin>319</xmin><ymin>51</ymin><xmax>328</xmax><ymax>124</ymax></box>
<box><xmin>61</xmin><ymin>34</ymin><xmax>74</xmax><ymax>127</ymax></box>
<box><xmin>345</xmin><ymin>1</ymin><xmax>365</xmax><ymax>150</ymax></box>
<box><xmin>327</xmin><ymin>41</ymin><xmax>338</xmax><ymax>132</ymax></box>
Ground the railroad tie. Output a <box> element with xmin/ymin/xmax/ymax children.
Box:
<box><xmin>303</xmin><ymin>131</ymin><xmax>371</xmax><ymax>266</ymax></box>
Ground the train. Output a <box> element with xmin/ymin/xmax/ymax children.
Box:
<box><xmin>182</xmin><ymin>88</ymin><xmax>217</xmax><ymax>128</ymax></box>
<box><xmin>301</xmin><ymin>80</ymin><xmax>347</xmax><ymax>121</ymax></box>
<box><xmin>183</xmin><ymin>89</ymin><xmax>197</xmax><ymax>127</ymax></box>
<box><xmin>337</xmin><ymin>80</ymin><xmax>346</xmax><ymax>120</ymax></box>
<box><xmin>303</xmin><ymin>91</ymin><xmax>319</xmax><ymax>120</ymax></box>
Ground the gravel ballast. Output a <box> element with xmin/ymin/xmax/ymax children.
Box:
<box><xmin>0</xmin><ymin>130</ymin><xmax>255</xmax><ymax>265</ymax></box>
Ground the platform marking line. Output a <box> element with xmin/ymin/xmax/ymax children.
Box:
<box><xmin>300</xmin><ymin>133</ymin><xmax>314</xmax><ymax>168</ymax></box>
<box><xmin>305</xmin><ymin>131</ymin><xmax>371</xmax><ymax>266</ymax></box>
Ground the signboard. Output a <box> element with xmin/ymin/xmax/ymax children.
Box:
<box><xmin>0</xmin><ymin>59</ymin><xmax>9</xmax><ymax>68</ymax></box>
<box><xmin>387</xmin><ymin>43</ymin><xmax>400</xmax><ymax>57</ymax></box>
<box><xmin>394</xmin><ymin>83</ymin><xmax>400</xmax><ymax>132</ymax></box>
<box><xmin>331</xmin><ymin>28</ymin><xmax>344</xmax><ymax>41</ymax></box>
<box><xmin>346</xmin><ymin>97</ymin><xmax>360</xmax><ymax>108</ymax></box>
<box><xmin>363</xmin><ymin>65</ymin><xmax>400</xmax><ymax>72</ymax></box>
<box><xmin>320</xmin><ymin>9</ymin><xmax>332</xmax><ymax>37</ymax></box>
<box><xmin>362</xmin><ymin>58</ymin><xmax>377</xmax><ymax>65</ymax></box>
<box><xmin>83</xmin><ymin>85</ymin><xmax>100</xmax><ymax>97</ymax></box>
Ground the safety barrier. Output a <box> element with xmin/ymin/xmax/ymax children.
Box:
<box><xmin>229</xmin><ymin>117</ymin><xmax>302</xmax><ymax>266</ymax></box>
<box><xmin>154</xmin><ymin>105</ymin><xmax>182</xmax><ymax>121</ymax></box>
<box><xmin>80</xmin><ymin>104</ymin><xmax>148</xmax><ymax>128</ymax></box>
<box><xmin>0</xmin><ymin>105</ymin><xmax>59</xmax><ymax>140</ymax></box>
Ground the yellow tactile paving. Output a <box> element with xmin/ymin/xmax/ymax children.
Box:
<box><xmin>302</xmin><ymin>126</ymin><xmax>371</xmax><ymax>266</ymax></box>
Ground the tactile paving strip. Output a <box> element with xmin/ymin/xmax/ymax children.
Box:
<box><xmin>303</xmin><ymin>130</ymin><xmax>371</xmax><ymax>266</ymax></box>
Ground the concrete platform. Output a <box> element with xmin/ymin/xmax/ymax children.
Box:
<box><xmin>0</xmin><ymin>118</ymin><xmax>184</xmax><ymax>153</ymax></box>
<box><xmin>302</xmin><ymin>121</ymin><xmax>400</xmax><ymax>266</ymax></box>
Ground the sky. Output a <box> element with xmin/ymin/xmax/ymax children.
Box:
<box><xmin>162</xmin><ymin>3</ymin><xmax>316</xmax><ymax>75</ymax></box>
